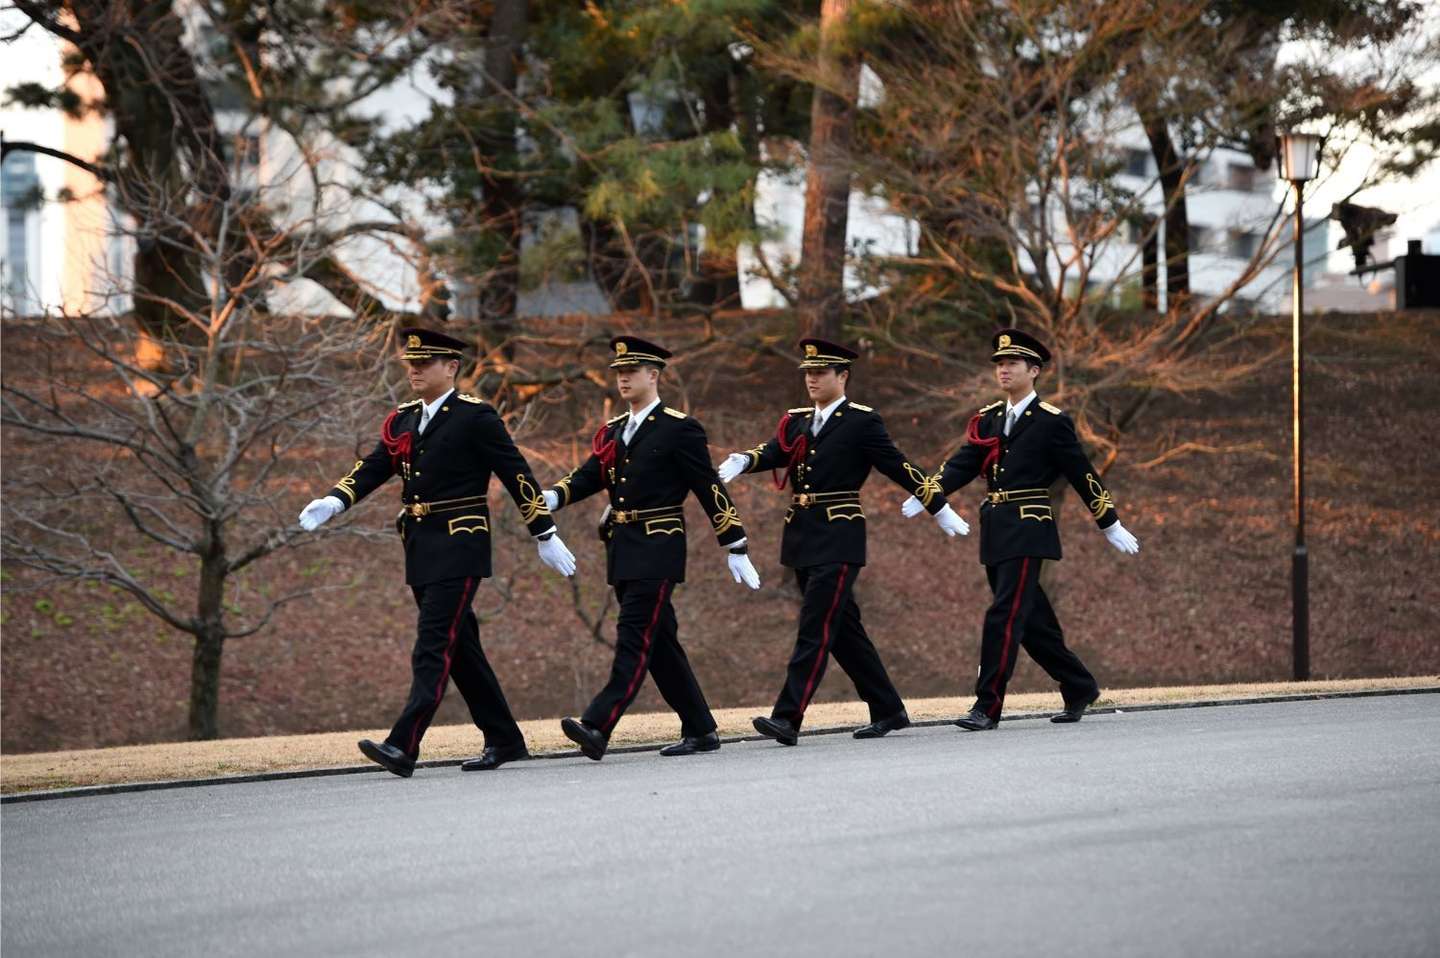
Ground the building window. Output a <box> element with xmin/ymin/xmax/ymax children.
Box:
<box><xmin>2</xmin><ymin>151</ymin><xmax>41</xmax><ymax>315</ymax></box>
<box><xmin>1227</xmin><ymin>163</ymin><xmax>1257</xmax><ymax>192</ymax></box>
<box><xmin>1188</xmin><ymin>225</ymin><xmax>1211</xmax><ymax>251</ymax></box>
<box><xmin>225</xmin><ymin>133</ymin><xmax>262</xmax><ymax>171</ymax></box>
<box><xmin>1226</xmin><ymin>229</ymin><xmax>1261</xmax><ymax>260</ymax></box>
<box><xmin>1125</xmin><ymin>148</ymin><xmax>1149</xmax><ymax>177</ymax></box>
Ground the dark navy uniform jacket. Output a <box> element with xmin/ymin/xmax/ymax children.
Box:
<box><xmin>550</xmin><ymin>405</ymin><xmax>745</xmax><ymax>585</ymax></box>
<box><xmin>328</xmin><ymin>392</ymin><xmax>555</xmax><ymax>585</ymax></box>
<box><xmin>740</xmin><ymin>399</ymin><xmax>948</xmax><ymax>568</ymax></box>
<box><xmin>936</xmin><ymin>397</ymin><xmax>1120</xmax><ymax>566</ymax></box>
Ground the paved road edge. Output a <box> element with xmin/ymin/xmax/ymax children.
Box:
<box><xmin>4</xmin><ymin>686</ymin><xmax>1436</xmax><ymax>805</ymax></box>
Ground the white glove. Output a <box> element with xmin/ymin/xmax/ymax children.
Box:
<box><xmin>537</xmin><ymin>533</ymin><xmax>577</xmax><ymax>576</ymax></box>
<box><xmin>727</xmin><ymin>552</ymin><xmax>761</xmax><ymax>590</ymax></box>
<box><xmin>542</xmin><ymin>489</ymin><xmax>560</xmax><ymax>511</ymax></box>
<box><xmin>899</xmin><ymin>495</ymin><xmax>924</xmax><ymax>519</ymax></box>
<box><xmin>1103</xmin><ymin>522</ymin><xmax>1139</xmax><ymax>555</ymax></box>
<box><xmin>298</xmin><ymin>496</ymin><xmax>345</xmax><ymax>531</ymax></box>
<box><xmin>717</xmin><ymin>453</ymin><xmax>748</xmax><ymax>484</ymax></box>
<box><xmin>934</xmin><ymin>504</ymin><xmax>970</xmax><ymax>537</ymax></box>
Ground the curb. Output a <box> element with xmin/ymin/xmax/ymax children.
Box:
<box><xmin>4</xmin><ymin>686</ymin><xmax>1436</xmax><ymax>805</ymax></box>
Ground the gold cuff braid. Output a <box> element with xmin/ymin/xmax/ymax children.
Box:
<box><xmin>1086</xmin><ymin>473</ymin><xmax>1114</xmax><ymax>520</ymax></box>
<box><xmin>710</xmin><ymin>484</ymin><xmax>741</xmax><ymax>536</ymax></box>
<box><xmin>903</xmin><ymin>462</ymin><xmax>943</xmax><ymax>507</ymax></box>
<box><xmin>517</xmin><ymin>474</ymin><xmax>550</xmax><ymax>523</ymax></box>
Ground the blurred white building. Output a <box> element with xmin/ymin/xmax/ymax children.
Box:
<box><xmin>3</xmin><ymin>10</ymin><xmax>1431</xmax><ymax>321</ymax></box>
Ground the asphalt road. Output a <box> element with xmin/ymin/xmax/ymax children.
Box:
<box><xmin>3</xmin><ymin>695</ymin><xmax>1438</xmax><ymax>957</ymax></box>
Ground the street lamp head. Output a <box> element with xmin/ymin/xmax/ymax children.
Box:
<box><xmin>1278</xmin><ymin>132</ymin><xmax>1323</xmax><ymax>183</ymax></box>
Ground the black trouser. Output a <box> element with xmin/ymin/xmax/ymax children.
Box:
<box><xmin>771</xmin><ymin>563</ymin><xmax>905</xmax><ymax>729</ymax></box>
<box><xmin>973</xmin><ymin>557</ymin><xmax>1099</xmax><ymax>720</ymax></box>
<box><xmin>581</xmin><ymin>579</ymin><xmax>717</xmax><ymax>737</ymax></box>
<box><xmin>385</xmin><ymin>576</ymin><xmax>524</xmax><ymax>759</ymax></box>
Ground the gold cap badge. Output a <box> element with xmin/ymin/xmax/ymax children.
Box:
<box><xmin>407</xmin><ymin>334</ymin><xmax>421</xmax><ymax>348</ymax></box>
<box><xmin>615</xmin><ymin>341</ymin><xmax>628</xmax><ymax>356</ymax></box>
<box><xmin>804</xmin><ymin>344</ymin><xmax>818</xmax><ymax>358</ymax></box>
<box><xmin>998</xmin><ymin>334</ymin><xmax>1011</xmax><ymax>349</ymax></box>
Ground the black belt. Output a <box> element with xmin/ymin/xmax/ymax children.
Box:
<box><xmin>984</xmin><ymin>488</ymin><xmax>1049</xmax><ymax>505</ymax></box>
<box><xmin>609</xmin><ymin>504</ymin><xmax>685</xmax><ymax>525</ymax></box>
<box><xmin>790</xmin><ymin>490</ymin><xmax>861</xmax><ymax>507</ymax></box>
<box><xmin>403</xmin><ymin>494</ymin><xmax>488</xmax><ymax>517</ymax></box>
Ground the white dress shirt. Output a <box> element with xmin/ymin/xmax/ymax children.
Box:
<box><xmin>1004</xmin><ymin>390</ymin><xmax>1037</xmax><ymax>436</ymax></box>
<box><xmin>418</xmin><ymin>387</ymin><xmax>455</xmax><ymax>434</ymax></box>
<box><xmin>622</xmin><ymin>396</ymin><xmax>663</xmax><ymax>444</ymax></box>
<box><xmin>811</xmin><ymin>394</ymin><xmax>847</xmax><ymax>435</ymax></box>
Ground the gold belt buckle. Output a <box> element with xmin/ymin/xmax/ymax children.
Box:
<box><xmin>796</xmin><ymin>493</ymin><xmax>812</xmax><ymax>507</ymax></box>
<box><xmin>988</xmin><ymin>492</ymin><xmax>1002</xmax><ymax>504</ymax></box>
<box><xmin>613</xmin><ymin>510</ymin><xmax>631</xmax><ymax>524</ymax></box>
<box><xmin>409</xmin><ymin>502</ymin><xmax>431</xmax><ymax>517</ymax></box>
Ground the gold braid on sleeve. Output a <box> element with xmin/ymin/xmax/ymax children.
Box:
<box><xmin>903</xmin><ymin>462</ymin><xmax>943</xmax><ymax>507</ymax></box>
<box><xmin>334</xmin><ymin>460</ymin><xmax>363</xmax><ymax>505</ymax></box>
<box><xmin>1086</xmin><ymin>473</ymin><xmax>1114</xmax><ymax>520</ymax></box>
<box><xmin>517</xmin><ymin>474</ymin><xmax>550</xmax><ymax>523</ymax></box>
<box><xmin>710</xmin><ymin>484</ymin><xmax>741</xmax><ymax>536</ymax></box>
<box><xmin>553</xmin><ymin>472</ymin><xmax>576</xmax><ymax>507</ymax></box>
<box><xmin>744</xmin><ymin>444</ymin><xmax>766</xmax><ymax>469</ymax></box>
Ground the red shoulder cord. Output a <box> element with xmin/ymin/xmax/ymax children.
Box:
<box><xmin>380</xmin><ymin>409</ymin><xmax>412</xmax><ymax>471</ymax></box>
<box><xmin>966</xmin><ymin>412</ymin><xmax>1002</xmax><ymax>477</ymax></box>
<box><xmin>771</xmin><ymin>412</ymin><xmax>808</xmax><ymax>490</ymax></box>
<box><xmin>591</xmin><ymin>421</ymin><xmax>619</xmax><ymax>487</ymax></box>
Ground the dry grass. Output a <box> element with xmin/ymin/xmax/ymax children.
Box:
<box><xmin>3</xmin><ymin>677</ymin><xmax>1433</xmax><ymax>795</ymax></box>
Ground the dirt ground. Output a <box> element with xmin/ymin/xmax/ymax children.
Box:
<box><xmin>4</xmin><ymin>678</ymin><xmax>1433</xmax><ymax>794</ymax></box>
<box><xmin>3</xmin><ymin>310</ymin><xmax>1438</xmax><ymax>753</ymax></box>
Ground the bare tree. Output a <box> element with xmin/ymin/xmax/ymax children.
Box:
<box><xmin>0</xmin><ymin>147</ymin><xmax>411</xmax><ymax>738</ymax></box>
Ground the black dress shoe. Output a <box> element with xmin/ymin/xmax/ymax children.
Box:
<box><xmin>752</xmin><ymin>715</ymin><xmax>799</xmax><ymax>746</ymax></box>
<box><xmin>1051</xmin><ymin>692</ymin><xmax>1101</xmax><ymax>724</ymax></box>
<box><xmin>658</xmin><ymin>731</ymin><xmax>721</xmax><ymax>757</ymax></box>
<box><xmin>853</xmin><ymin>710</ymin><xmax>911</xmax><ymax>739</ymax></box>
<box><xmin>561</xmin><ymin>717</ymin><xmax>608</xmax><ymax>761</ymax></box>
<box><xmin>954</xmin><ymin>709</ymin><xmax>998</xmax><ymax>731</ymax></box>
<box><xmin>358</xmin><ymin>739</ymin><xmax>415</xmax><ymax>778</ymax></box>
<box><xmin>460</xmin><ymin>742</ymin><xmax>530</xmax><ymax>771</ymax></box>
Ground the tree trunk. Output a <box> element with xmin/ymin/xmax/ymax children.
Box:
<box><xmin>188</xmin><ymin>627</ymin><xmax>225</xmax><ymax>740</ymax></box>
<box><xmin>797</xmin><ymin>0</ymin><xmax>860</xmax><ymax>341</ymax></box>
<box><xmin>472</xmin><ymin>0</ymin><xmax>528</xmax><ymax>340</ymax></box>
<box><xmin>188</xmin><ymin>531</ymin><xmax>229</xmax><ymax>739</ymax></box>
<box><xmin>1140</xmin><ymin>109</ymin><xmax>1191</xmax><ymax>313</ymax></box>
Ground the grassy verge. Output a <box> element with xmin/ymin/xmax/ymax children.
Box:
<box><xmin>3</xmin><ymin>677</ymin><xmax>1434</xmax><ymax>795</ymax></box>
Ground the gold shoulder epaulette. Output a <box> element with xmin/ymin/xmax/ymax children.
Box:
<box><xmin>1038</xmin><ymin>401</ymin><xmax>1063</xmax><ymax>415</ymax></box>
<box><xmin>663</xmin><ymin>407</ymin><xmax>687</xmax><ymax>419</ymax></box>
<box><xmin>397</xmin><ymin>398</ymin><xmax>422</xmax><ymax>410</ymax></box>
<box><xmin>848</xmin><ymin>402</ymin><xmax>874</xmax><ymax>412</ymax></box>
<box><xmin>788</xmin><ymin>406</ymin><xmax>813</xmax><ymax>415</ymax></box>
<box><xmin>607</xmin><ymin>412</ymin><xmax>628</xmax><ymax>425</ymax></box>
<box><xmin>979</xmin><ymin>400</ymin><xmax>1004</xmax><ymax>413</ymax></box>
<box><xmin>456</xmin><ymin>393</ymin><xmax>485</xmax><ymax>404</ymax></box>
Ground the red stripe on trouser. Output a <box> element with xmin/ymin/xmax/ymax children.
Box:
<box><xmin>407</xmin><ymin>576</ymin><xmax>475</xmax><ymax>755</ymax></box>
<box><xmin>797</xmin><ymin>564</ymin><xmax>849</xmax><ymax>717</ymax></box>
<box><xmin>604</xmin><ymin>581</ymin><xmax>671</xmax><ymax>733</ymax></box>
<box><xmin>988</xmin><ymin>558</ymin><xmax>1029</xmax><ymax>718</ymax></box>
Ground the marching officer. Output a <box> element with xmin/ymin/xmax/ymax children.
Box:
<box><xmin>298</xmin><ymin>328</ymin><xmax>577</xmax><ymax>777</ymax></box>
<box><xmin>716</xmin><ymin>339</ymin><xmax>971</xmax><ymax>746</ymax></box>
<box><xmin>901</xmin><ymin>328</ymin><xmax>1139</xmax><ymax>730</ymax></box>
<box><xmin>542</xmin><ymin>336</ymin><xmax>761</xmax><ymax>761</ymax></box>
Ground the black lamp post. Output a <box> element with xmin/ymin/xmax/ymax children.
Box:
<box><xmin>1278</xmin><ymin>131</ymin><xmax>1322</xmax><ymax>681</ymax></box>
